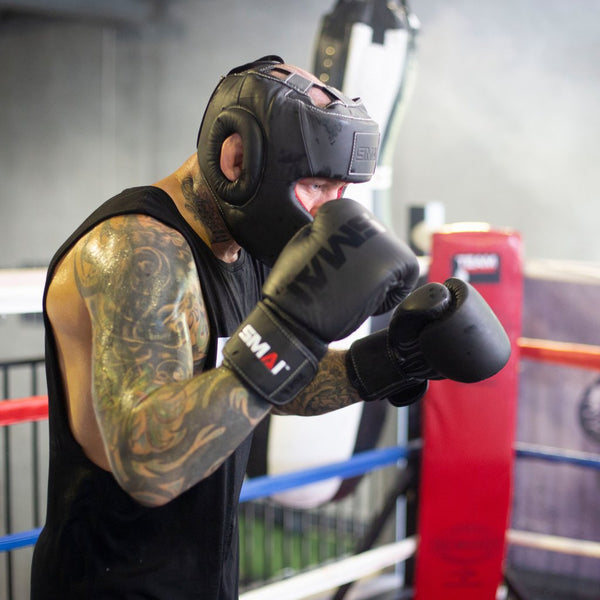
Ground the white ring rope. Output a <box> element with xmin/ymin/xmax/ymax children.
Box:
<box><xmin>0</xmin><ymin>268</ymin><xmax>46</xmax><ymax>315</ymax></box>
<box><xmin>507</xmin><ymin>529</ymin><xmax>600</xmax><ymax>559</ymax></box>
<box><xmin>238</xmin><ymin>529</ymin><xmax>600</xmax><ymax>600</ymax></box>
<box><xmin>4</xmin><ymin>259</ymin><xmax>600</xmax><ymax>315</ymax></box>
<box><xmin>239</xmin><ymin>537</ymin><xmax>418</xmax><ymax>600</ymax></box>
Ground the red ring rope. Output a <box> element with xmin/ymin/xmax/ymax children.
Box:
<box><xmin>0</xmin><ymin>339</ymin><xmax>598</xmax><ymax>429</ymax></box>
<box><xmin>518</xmin><ymin>337</ymin><xmax>600</xmax><ymax>371</ymax></box>
<box><xmin>0</xmin><ymin>395</ymin><xmax>48</xmax><ymax>426</ymax></box>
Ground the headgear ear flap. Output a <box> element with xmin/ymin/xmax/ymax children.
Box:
<box><xmin>200</xmin><ymin>107</ymin><xmax>264</xmax><ymax>206</ymax></box>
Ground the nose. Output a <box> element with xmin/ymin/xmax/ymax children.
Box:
<box><xmin>294</xmin><ymin>180</ymin><xmax>346</xmax><ymax>217</ymax></box>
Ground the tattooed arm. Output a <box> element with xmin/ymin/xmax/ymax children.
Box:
<box><xmin>68</xmin><ymin>214</ymin><xmax>364</xmax><ymax>505</ymax></box>
<box><xmin>272</xmin><ymin>351</ymin><xmax>363</xmax><ymax>417</ymax></box>
<box><xmin>73</xmin><ymin>214</ymin><xmax>272</xmax><ymax>507</ymax></box>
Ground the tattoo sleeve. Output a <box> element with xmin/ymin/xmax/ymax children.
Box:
<box><xmin>75</xmin><ymin>215</ymin><xmax>270</xmax><ymax>506</ymax></box>
<box><xmin>273</xmin><ymin>350</ymin><xmax>363</xmax><ymax>417</ymax></box>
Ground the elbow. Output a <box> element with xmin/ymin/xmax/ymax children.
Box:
<box><xmin>107</xmin><ymin>450</ymin><xmax>177</xmax><ymax>508</ymax></box>
<box><xmin>131</xmin><ymin>490</ymin><xmax>172</xmax><ymax>508</ymax></box>
<box><xmin>115</xmin><ymin>472</ymin><xmax>176</xmax><ymax>508</ymax></box>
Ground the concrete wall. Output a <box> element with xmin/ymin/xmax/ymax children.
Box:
<box><xmin>0</xmin><ymin>0</ymin><xmax>330</xmax><ymax>270</ymax></box>
<box><xmin>2</xmin><ymin>0</ymin><xmax>599</xmax><ymax>364</ymax></box>
<box><xmin>392</xmin><ymin>1</ymin><xmax>600</xmax><ymax>263</ymax></box>
<box><xmin>2</xmin><ymin>0</ymin><xmax>598</xmax><ymax>272</ymax></box>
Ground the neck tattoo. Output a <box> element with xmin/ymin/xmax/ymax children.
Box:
<box><xmin>181</xmin><ymin>176</ymin><xmax>231</xmax><ymax>244</ymax></box>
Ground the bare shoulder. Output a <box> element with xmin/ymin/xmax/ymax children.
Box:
<box><xmin>48</xmin><ymin>214</ymin><xmax>191</xmax><ymax>309</ymax></box>
<box><xmin>48</xmin><ymin>213</ymin><xmax>208</xmax><ymax>369</ymax></box>
<box><xmin>73</xmin><ymin>213</ymin><xmax>196</xmax><ymax>294</ymax></box>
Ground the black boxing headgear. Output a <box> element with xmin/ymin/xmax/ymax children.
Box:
<box><xmin>197</xmin><ymin>55</ymin><xmax>380</xmax><ymax>266</ymax></box>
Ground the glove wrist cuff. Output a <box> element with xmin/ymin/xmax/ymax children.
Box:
<box><xmin>387</xmin><ymin>379</ymin><xmax>429</xmax><ymax>407</ymax></box>
<box><xmin>347</xmin><ymin>329</ymin><xmax>423</xmax><ymax>402</ymax></box>
<box><xmin>223</xmin><ymin>302</ymin><xmax>326</xmax><ymax>406</ymax></box>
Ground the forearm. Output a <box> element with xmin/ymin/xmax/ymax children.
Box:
<box><xmin>103</xmin><ymin>365</ymin><xmax>272</xmax><ymax>507</ymax></box>
<box><xmin>272</xmin><ymin>349</ymin><xmax>362</xmax><ymax>416</ymax></box>
<box><xmin>113</xmin><ymin>350</ymin><xmax>358</xmax><ymax>504</ymax></box>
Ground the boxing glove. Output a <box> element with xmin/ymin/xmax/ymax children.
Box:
<box><xmin>345</xmin><ymin>277</ymin><xmax>511</xmax><ymax>406</ymax></box>
<box><xmin>223</xmin><ymin>198</ymin><xmax>420</xmax><ymax>405</ymax></box>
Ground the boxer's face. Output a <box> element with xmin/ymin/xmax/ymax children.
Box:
<box><xmin>294</xmin><ymin>178</ymin><xmax>347</xmax><ymax>217</ymax></box>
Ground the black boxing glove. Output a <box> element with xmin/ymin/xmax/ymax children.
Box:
<box><xmin>345</xmin><ymin>277</ymin><xmax>512</xmax><ymax>407</ymax></box>
<box><xmin>223</xmin><ymin>198</ymin><xmax>420</xmax><ymax>406</ymax></box>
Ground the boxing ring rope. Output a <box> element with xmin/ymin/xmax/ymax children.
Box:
<box><xmin>0</xmin><ymin>395</ymin><xmax>48</xmax><ymax>427</ymax></box>
<box><xmin>2</xmin><ymin>337</ymin><xmax>600</xmax><ymax>549</ymax></box>
<box><xmin>2</xmin><ymin>423</ymin><xmax>600</xmax><ymax>595</ymax></box>
<box><xmin>514</xmin><ymin>442</ymin><xmax>600</xmax><ymax>470</ymax></box>
<box><xmin>1</xmin><ymin>436</ymin><xmax>599</xmax><ymax>539</ymax></box>
<box><xmin>2</xmin><ymin>271</ymin><xmax>600</xmax><ymax>597</ymax></box>
<box><xmin>4</xmin><ymin>259</ymin><xmax>598</xmax><ymax>317</ymax></box>
<box><xmin>518</xmin><ymin>337</ymin><xmax>600</xmax><ymax>371</ymax></box>
<box><xmin>505</xmin><ymin>530</ymin><xmax>600</xmax><ymax>560</ymax></box>
<box><xmin>239</xmin><ymin>537</ymin><xmax>418</xmax><ymax>600</ymax></box>
<box><xmin>239</xmin><ymin>444</ymin><xmax>415</xmax><ymax>502</ymax></box>
<box><xmin>0</xmin><ymin>268</ymin><xmax>46</xmax><ymax>315</ymax></box>
<box><xmin>0</xmin><ymin>440</ymin><xmax>415</xmax><ymax>551</ymax></box>
<box><xmin>3</xmin><ymin>337</ymin><xmax>598</xmax><ymax>429</ymax></box>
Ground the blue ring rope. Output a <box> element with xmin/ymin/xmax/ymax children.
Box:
<box><xmin>2</xmin><ymin>442</ymin><xmax>599</xmax><ymax>553</ymax></box>
<box><xmin>0</xmin><ymin>445</ymin><xmax>410</xmax><ymax>553</ymax></box>
<box><xmin>0</xmin><ymin>528</ymin><xmax>42</xmax><ymax>552</ymax></box>
<box><xmin>515</xmin><ymin>442</ymin><xmax>600</xmax><ymax>469</ymax></box>
<box><xmin>240</xmin><ymin>444</ymin><xmax>410</xmax><ymax>503</ymax></box>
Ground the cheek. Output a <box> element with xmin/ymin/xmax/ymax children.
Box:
<box><xmin>294</xmin><ymin>183</ymin><xmax>347</xmax><ymax>216</ymax></box>
<box><xmin>294</xmin><ymin>187</ymin><xmax>312</xmax><ymax>213</ymax></box>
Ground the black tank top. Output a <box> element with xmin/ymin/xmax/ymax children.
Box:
<box><xmin>31</xmin><ymin>186</ymin><xmax>269</xmax><ymax>599</ymax></box>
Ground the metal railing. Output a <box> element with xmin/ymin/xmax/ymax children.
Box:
<box><xmin>0</xmin><ymin>358</ymin><xmax>46</xmax><ymax>600</ymax></box>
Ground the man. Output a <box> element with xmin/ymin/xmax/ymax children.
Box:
<box><xmin>31</xmin><ymin>56</ymin><xmax>509</xmax><ymax>599</ymax></box>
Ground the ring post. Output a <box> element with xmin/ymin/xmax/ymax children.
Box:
<box><xmin>414</xmin><ymin>226</ymin><xmax>523</xmax><ymax>598</ymax></box>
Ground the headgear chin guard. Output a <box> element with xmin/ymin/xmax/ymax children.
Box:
<box><xmin>196</xmin><ymin>55</ymin><xmax>380</xmax><ymax>267</ymax></box>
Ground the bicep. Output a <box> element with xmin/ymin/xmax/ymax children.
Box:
<box><xmin>75</xmin><ymin>215</ymin><xmax>205</xmax><ymax>415</ymax></box>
